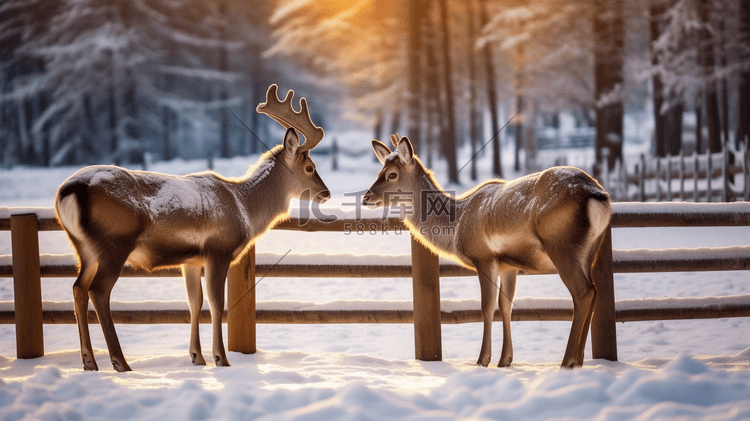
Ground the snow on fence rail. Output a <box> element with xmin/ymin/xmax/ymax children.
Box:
<box><xmin>2</xmin><ymin>202</ymin><xmax>750</xmax><ymax>362</ymax></box>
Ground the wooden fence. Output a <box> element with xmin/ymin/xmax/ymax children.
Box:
<box><xmin>601</xmin><ymin>140</ymin><xmax>750</xmax><ymax>202</ymax></box>
<box><xmin>2</xmin><ymin>202</ymin><xmax>750</xmax><ymax>362</ymax></box>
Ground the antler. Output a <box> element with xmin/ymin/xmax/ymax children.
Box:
<box><xmin>257</xmin><ymin>84</ymin><xmax>324</xmax><ymax>152</ymax></box>
<box><xmin>389</xmin><ymin>133</ymin><xmax>400</xmax><ymax>147</ymax></box>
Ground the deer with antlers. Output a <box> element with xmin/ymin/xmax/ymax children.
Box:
<box><xmin>55</xmin><ymin>84</ymin><xmax>330</xmax><ymax>371</ymax></box>
<box><xmin>363</xmin><ymin>135</ymin><xmax>611</xmax><ymax>368</ymax></box>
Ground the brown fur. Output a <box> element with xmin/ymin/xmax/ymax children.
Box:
<box><xmin>55</xmin><ymin>128</ymin><xmax>329</xmax><ymax>372</ymax></box>
<box><xmin>364</xmin><ymin>136</ymin><xmax>611</xmax><ymax>368</ymax></box>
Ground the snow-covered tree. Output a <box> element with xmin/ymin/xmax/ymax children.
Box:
<box><xmin>1</xmin><ymin>0</ymin><xmax>276</xmax><ymax>166</ymax></box>
<box><xmin>649</xmin><ymin>0</ymin><xmax>748</xmax><ymax>153</ymax></box>
<box><xmin>0</xmin><ymin>0</ymin><xmax>59</xmax><ymax>166</ymax></box>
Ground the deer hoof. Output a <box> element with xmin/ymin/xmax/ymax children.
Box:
<box><xmin>112</xmin><ymin>359</ymin><xmax>132</xmax><ymax>372</ymax></box>
<box><xmin>214</xmin><ymin>355</ymin><xmax>230</xmax><ymax>367</ymax></box>
<box><xmin>497</xmin><ymin>358</ymin><xmax>512</xmax><ymax>368</ymax></box>
<box><xmin>191</xmin><ymin>352</ymin><xmax>207</xmax><ymax>366</ymax></box>
<box><xmin>560</xmin><ymin>359</ymin><xmax>580</xmax><ymax>369</ymax></box>
<box><xmin>476</xmin><ymin>357</ymin><xmax>490</xmax><ymax>367</ymax></box>
<box><xmin>82</xmin><ymin>354</ymin><xmax>98</xmax><ymax>371</ymax></box>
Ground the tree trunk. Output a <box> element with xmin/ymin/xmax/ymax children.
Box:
<box><xmin>697</xmin><ymin>0</ymin><xmax>721</xmax><ymax>153</ymax></box>
<box><xmin>718</xmin><ymin>11</ymin><xmax>729</xmax><ymax>145</ymax></box>
<box><xmin>513</xmin><ymin>6</ymin><xmax>526</xmax><ymax>173</ymax></box>
<box><xmin>593</xmin><ymin>0</ymin><xmax>624</xmax><ymax>173</ymax></box>
<box><xmin>162</xmin><ymin>104</ymin><xmax>173</xmax><ymax>160</ymax></box>
<box><xmin>40</xmin><ymin>95</ymin><xmax>50</xmax><ymax>167</ymax></box>
<box><xmin>465</xmin><ymin>0</ymin><xmax>479</xmax><ymax>181</ymax></box>
<box><xmin>162</xmin><ymin>41</ymin><xmax>176</xmax><ymax>161</ymax></box>
<box><xmin>737</xmin><ymin>0</ymin><xmax>750</xmax><ymax>146</ymax></box>
<box><xmin>219</xmin><ymin>0</ymin><xmax>230</xmax><ymax>158</ymax></box>
<box><xmin>250</xmin><ymin>68</ymin><xmax>263</xmax><ymax>155</ymax></box>
<box><xmin>480</xmin><ymin>0</ymin><xmax>502</xmax><ymax>178</ymax></box>
<box><xmin>407</xmin><ymin>0</ymin><xmax>423</xmax><ymax>154</ymax></box>
<box><xmin>390</xmin><ymin>111</ymin><xmax>402</xmax><ymax>138</ymax></box>
<box><xmin>438</xmin><ymin>0</ymin><xmax>458</xmax><ymax>183</ymax></box>
<box><xmin>82</xmin><ymin>94</ymin><xmax>97</xmax><ymax>163</ymax></box>
<box><xmin>373</xmin><ymin>110</ymin><xmax>383</xmax><ymax>142</ymax></box>
<box><xmin>650</xmin><ymin>2</ymin><xmax>666</xmax><ymax>157</ymax></box>
<box><xmin>424</xmin><ymin>14</ymin><xmax>443</xmax><ymax>169</ymax></box>
<box><xmin>696</xmin><ymin>97</ymin><xmax>703</xmax><ymax>153</ymax></box>
<box><xmin>121</xmin><ymin>0</ymin><xmax>140</xmax><ymax>163</ymax></box>
<box><xmin>514</xmin><ymin>89</ymin><xmax>524</xmax><ymax>172</ymax></box>
<box><xmin>240</xmin><ymin>99</ymin><xmax>249</xmax><ymax>155</ymax></box>
<box><xmin>106</xmin><ymin>51</ymin><xmax>119</xmax><ymax>162</ymax></box>
<box><xmin>665</xmin><ymin>103</ymin><xmax>683</xmax><ymax>156</ymax></box>
<box><xmin>14</xmin><ymin>102</ymin><xmax>27</xmax><ymax>165</ymax></box>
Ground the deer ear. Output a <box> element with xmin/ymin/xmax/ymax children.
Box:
<box><xmin>396</xmin><ymin>136</ymin><xmax>413</xmax><ymax>164</ymax></box>
<box><xmin>283</xmin><ymin>127</ymin><xmax>300</xmax><ymax>158</ymax></box>
<box><xmin>371</xmin><ymin>140</ymin><xmax>392</xmax><ymax>164</ymax></box>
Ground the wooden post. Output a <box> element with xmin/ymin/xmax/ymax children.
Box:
<box><xmin>707</xmin><ymin>148</ymin><xmax>713</xmax><ymax>202</ymax></box>
<box><xmin>680</xmin><ymin>149</ymin><xmax>685</xmax><ymax>201</ymax></box>
<box><xmin>656</xmin><ymin>157</ymin><xmax>662</xmax><ymax>202</ymax></box>
<box><xmin>411</xmin><ymin>235</ymin><xmax>442</xmax><ymax>361</ymax></box>
<box><xmin>227</xmin><ymin>246</ymin><xmax>256</xmax><ymax>354</ymax></box>
<box><xmin>11</xmin><ymin>214</ymin><xmax>44</xmax><ymax>359</ymax></box>
<box><xmin>601</xmin><ymin>148</ymin><xmax>610</xmax><ymax>193</ymax></box>
<box><xmin>722</xmin><ymin>140</ymin><xmax>729</xmax><ymax>202</ymax></box>
<box><xmin>590</xmin><ymin>225</ymin><xmax>617</xmax><ymax>361</ymax></box>
<box><xmin>694</xmin><ymin>153</ymin><xmax>699</xmax><ymax>202</ymax></box>
<box><xmin>667</xmin><ymin>153</ymin><xmax>672</xmax><ymax>201</ymax></box>
<box><xmin>639</xmin><ymin>154</ymin><xmax>646</xmax><ymax>201</ymax></box>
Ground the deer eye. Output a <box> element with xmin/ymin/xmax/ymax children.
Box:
<box><xmin>306</xmin><ymin>165</ymin><xmax>313</xmax><ymax>173</ymax></box>
<box><xmin>388</xmin><ymin>172</ymin><xmax>397</xmax><ymax>180</ymax></box>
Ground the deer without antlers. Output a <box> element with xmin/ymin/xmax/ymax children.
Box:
<box><xmin>55</xmin><ymin>84</ymin><xmax>330</xmax><ymax>371</ymax></box>
<box><xmin>363</xmin><ymin>135</ymin><xmax>611</xmax><ymax>368</ymax></box>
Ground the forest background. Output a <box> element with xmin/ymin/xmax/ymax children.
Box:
<box><xmin>1</xmin><ymin>0</ymin><xmax>748</xmax><ymax>184</ymax></box>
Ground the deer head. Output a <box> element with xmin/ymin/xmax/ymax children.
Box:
<box><xmin>362</xmin><ymin>134</ymin><xmax>419</xmax><ymax>209</ymax></box>
<box><xmin>258</xmin><ymin>84</ymin><xmax>330</xmax><ymax>203</ymax></box>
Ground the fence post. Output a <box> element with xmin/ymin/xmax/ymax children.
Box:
<box><xmin>590</xmin><ymin>225</ymin><xmax>617</xmax><ymax>361</ymax></box>
<box><xmin>656</xmin><ymin>157</ymin><xmax>662</xmax><ymax>202</ymax></box>
<box><xmin>601</xmin><ymin>148</ymin><xmax>610</xmax><ymax>193</ymax></box>
<box><xmin>11</xmin><ymin>214</ymin><xmax>44</xmax><ymax>359</ymax></box>
<box><xmin>722</xmin><ymin>140</ymin><xmax>729</xmax><ymax>202</ymax></box>
<box><xmin>694</xmin><ymin>153</ymin><xmax>699</xmax><ymax>202</ymax></box>
<box><xmin>411</xmin><ymin>235</ymin><xmax>442</xmax><ymax>361</ymax></box>
<box><xmin>680</xmin><ymin>149</ymin><xmax>685</xmax><ymax>201</ymax></box>
<box><xmin>639</xmin><ymin>154</ymin><xmax>646</xmax><ymax>201</ymax></box>
<box><xmin>227</xmin><ymin>246</ymin><xmax>256</xmax><ymax>354</ymax></box>
<box><xmin>667</xmin><ymin>153</ymin><xmax>672</xmax><ymax>201</ymax></box>
<box><xmin>707</xmin><ymin>148</ymin><xmax>713</xmax><ymax>202</ymax></box>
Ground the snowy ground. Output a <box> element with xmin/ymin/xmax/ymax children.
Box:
<box><xmin>2</xmin><ymin>142</ymin><xmax>750</xmax><ymax>420</ymax></box>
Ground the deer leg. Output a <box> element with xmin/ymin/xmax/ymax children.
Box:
<box><xmin>73</xmin><ymin>259</ymin><xmax>97</xmax><ymax>371</ymax></box>
<box><xmin>183</xmin><ymin>265</ymin><xmax>206</xmax><ymax>365</ymax></box>
<box><xmin>475</xmin><ymin>262</ymin><xmax>499</xmax><ymax>367</ymax></box>
<box><xmin>204</xmin><ymin>257</ymin><xmax>230</xmax><ymax>367</ymax></box>
<box><xmin>88</xmin><ymin>256</ymin><xmax>131</xmax><ymax>372</ymax></box>
<box><xmin>554</xmin><ymin>258</ymin><xmax>596</xmax><ymax>369</ymax></box>
<box><xmin>497</xmin><ymin>270</ymin><xmax>518</xmax><ymax>367</ymax></box>
<box><xmin>575</xmin><ymin>288</ymin><xmax>597</xmax><ymax>366</ymax></box>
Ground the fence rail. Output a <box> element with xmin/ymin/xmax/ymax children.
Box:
<box><xmin>602</xmin><ymin>140</ymin><xmax>750</xmax><ymax>202</ymax></box>
<box><xmin>2</xmin><ymin>202</ymin><xmax>750</xmax><ymax>363</ymax></box>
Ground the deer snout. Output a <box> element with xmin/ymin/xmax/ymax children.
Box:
<box><xmin>314</xmin><ymin>189</ymin><xmax>331</xmax><ymax>204</ymax></box>
<box><xmin>362</xmin><ymin>191</ymin><xmax>381</xmax><ymax>208</ymax></box>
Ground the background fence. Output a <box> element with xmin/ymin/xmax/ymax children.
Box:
<box><xmin>602</xmin><ymin>140</ymin><xmax>750</xmax><ymax>202</ymax></box>
<box><xmin>2</xmin><ymin>202</ymin><xmax>750</xmax><ymax>362</ymax></box>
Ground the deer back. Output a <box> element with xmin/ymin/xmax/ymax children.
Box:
<box><xmin>456</xmin><ymin>167</ymin><xmax>610</xmax><ymax>273</ymax></box>
<box><xmin>56</xmin><ymin>165</ymin><xmax>263</xmax><ymax>270</ymax></box>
